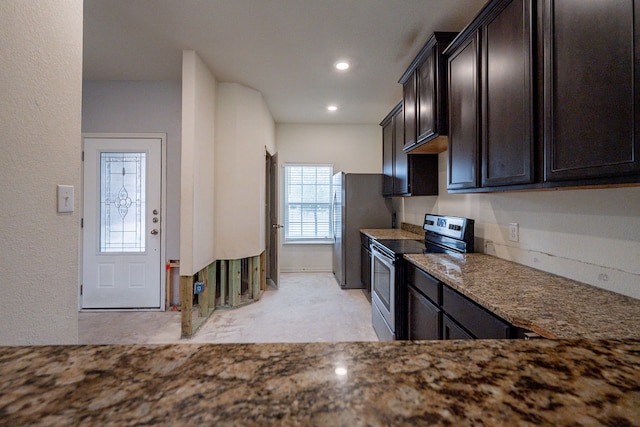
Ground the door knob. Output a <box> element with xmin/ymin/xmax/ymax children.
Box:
<box><xmin>150</xmin><ymin>229</ymin><xmax>159</xmax><ymax>235</ymax></box>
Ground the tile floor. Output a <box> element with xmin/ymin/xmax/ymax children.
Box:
<box><xmin>79</xmin><ymin>273</ymin><xmax>378</xmax><ymax>344</ymax></box>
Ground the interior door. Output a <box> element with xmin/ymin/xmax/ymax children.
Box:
<box><xmin>267</xmin><ymin>153</ymin><xmax>279</xmax><ymax>288</ymax></box>
<box><xmin>82</xmin><ymin>136</ymin><xmax>162</xmax><ymax>309</ymax></box>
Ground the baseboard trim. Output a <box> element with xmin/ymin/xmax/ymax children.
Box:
<box><xmin>280</xmin><ymin>268</ymin><xmax>333</xmax><ymax>273</ymax></box>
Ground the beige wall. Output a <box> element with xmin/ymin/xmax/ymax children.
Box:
<box><xmin>276</xmin><ymin>124</ymin><xmax>382</xmax><ymax>272</ymax></box>
<box><xmin>82</xmin><ymin>80</ymin><xmax>182</xmax><ymax>261</ymax></box>
<box><xmin>215</xmin><ymin>83</ymin><xmax>275</xmax><ymax>260</ymax></box>
<box><xmin>394</xmin><ymin>152</ymin><xmax>640</xmax><ymax>299</ymax></box>
<box><xmin>180</xmin><ymin>51</ymin><xmax>217</xmax><ymax>276</ymax></box>
<box><xmin>0</xmin><ymin>0</ymin><xmax>83</xmax><ymax>344</ymax></box>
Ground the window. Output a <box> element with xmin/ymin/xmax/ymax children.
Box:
<box><xmin>284</xmin><ymin>164</ymin><xmax>333</xmax><ymax>242</ymax></box>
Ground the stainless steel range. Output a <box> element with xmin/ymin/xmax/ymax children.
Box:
<box><xmin>370</xmin><ymin>214</ymin><xmax>475</xmax><ymax>341</ymax></box>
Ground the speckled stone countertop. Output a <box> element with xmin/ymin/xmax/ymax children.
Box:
<box><xmin>405</xmin><ymin>253</ymin><xmax>640</xmax><ymax>340</ymax></box>
<box><xmin>1</xmin><ymin>339</ymin><xmax>639</xmax><ymax>426</ymax></box>
<box><xmin>361</xmin><ymin>228</ymin><xmax>423</xmax><ymax>240</ymax></box>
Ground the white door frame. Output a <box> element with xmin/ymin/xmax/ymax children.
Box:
<box><xmin>80</xmin><ymin>133</ymin><xmax>167</xmax><ymax>311</ymax></box>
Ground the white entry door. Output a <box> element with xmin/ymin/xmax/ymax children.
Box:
<box><xmin>82</xmin><ymin>136</ymin><xmax>162</xmax><ymax>309</ymax></box>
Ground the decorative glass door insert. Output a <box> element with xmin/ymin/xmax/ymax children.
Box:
<box><xmin>100</xmin><ymin>152</ymin><xmax>146</xmax><ymax>253</ymax></box>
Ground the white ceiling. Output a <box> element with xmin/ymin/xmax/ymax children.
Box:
<box><xmin>83</xmin><ymin>0</ymin><xmax>487</xmax><ymax>124</ymax></box>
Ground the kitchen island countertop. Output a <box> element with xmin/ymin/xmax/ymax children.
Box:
<box><xmin>1</xmin><ymin>339</ymin><xmax>639</xmax><ymax>426</ymax></box>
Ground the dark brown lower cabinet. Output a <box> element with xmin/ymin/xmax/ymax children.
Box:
<box><xmin>408</xmin><ymin>285</ymin><xmax>441</xmax><ymax>340</ymax></box>
<box><xmin>443</xmin><ymin>314</ymin><xmax>474</xmax><ymax>340</ymax></box>
<box><xmin>442</xmin><ymin>285</ymin><xmax>512</xmax><ymax>339</ymax></box>
<box><xmin>405</xmin><ymin>264</ymin><xmax>515</xmax><ymax>341</ymax></box>
<box><xmin>360</xmin><ymin>234</ymin><xmax>372</xmax><ymax>299</ymax></box>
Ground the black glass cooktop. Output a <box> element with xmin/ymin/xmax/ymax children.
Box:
<box><xmin>374</xmin><ymin>238</ymin><xmax>465</xmax><ymax>256</ymax></box>
<box><xmin>374</xmin><ymin>239</ymin><xmax>427</xmax><ymax>255</ymax></box>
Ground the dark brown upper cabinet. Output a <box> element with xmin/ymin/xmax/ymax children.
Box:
<box><xmin>445</xmin><ymin>0</ymin><xmax>639</xmax><ymax>192</ymax></box>
<box><xmin>447</xmin><ymin>34</ymin><xmax>480</xmax><ymax>190</ymax></box>
<box><xmin>382</xmin><ymin>109</ymin><xmax>395</xmax><ymax>196</ymax></box>
<box><xmin>402</xmin><ymin>74</ymin><xmax>417</xmax><ymax>150</ymax></box>
<box><xmin>446</xmin><ymin>0</ymin><xmax>534</xmax><ymax>191</ymax></box>
<box><xmin>543</xmin><ymin>0</ymin><xmax>640</xmax><ymax>182</ymax></box>
<box><xmin>399</xmin><ymin>32</ymin><xmax>458</xmax><ymax>153</ymax></box>
<box><xmin>381</xmin><ymin>102</ymin><xmax>438</xmax><ymax>197</ymax></box>
<box><xmin>481</xmin><ymin>0</ymin><xmax>534</xmax><ymax>187</ymax></box>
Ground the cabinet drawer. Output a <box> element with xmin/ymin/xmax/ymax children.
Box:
<box><xmin>442</xmin><ymin>285</ymin><xmax>511</xmax><ymax>339</ymax></box>
<box><xmin>406</xmin><ymin>263</ymin><xmax>441</xmax><ymax>305</ymax></box>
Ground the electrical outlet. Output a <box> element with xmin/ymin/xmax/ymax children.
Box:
<box><xmin>508</xmin><ymin>223</ymin><xmax>519</xmax><ymax>242</ymax></box>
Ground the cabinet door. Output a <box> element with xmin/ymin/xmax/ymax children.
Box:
<box><xmin>403</xmin><ymin>73</ymin><xmax>417</xmax><ymax>149</ymax></box>
<box><xmin>448</xmin><ymin>33</ymin><xmax>480</xmax><ymax>190</ymax></box>
<box><xmin>442</xmin><ymin>285</ymin><xmax>511</xmax><ymax>339</ymax></box>
<box><xmin>394</xmin><ymin>106</ymin><xmax>409</xmax><ymax>195</ymax></box>
<box><xmin>408</xmin><ymin>286</ymin><xmax>441</xmax><ymax>340</ymax></box>
<box><xmin>544</xmin><ymin>0</ymin><xmax>640</xmax><ymax>181</ymax></box>
<box><xmin>482</xmin><ymin>0</ymin><xmax>534</xmax><ymax>187</ymax></box>
<box><xmin>382</xmin><ymin>119</ymin><xmax>394</xmax><ymax>196</ymax></box>
<box><xmin>442</xmin><ymin>314</ymin><xmax>473</xmax><ymax>340</ymax></box>
<box><xmin>418</xmin><ymin>52</ymin><xmax>436</xmax><ymax>142</ymax></box>
<box><xmin>360</xmin><ymin>245</ymin><xmax>372</xmax><ymax>296</ymax></box>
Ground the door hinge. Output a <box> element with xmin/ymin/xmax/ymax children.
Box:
<box><xmin>81</xmin><ymin>151</ymin><xmax>84</xmax><ymax>161</ymax></box>
<box><xmin>81</xmin><ymin>218</ymin><xmax>83</xmax><ymax>228</ymax></box>
<box><xmin>80</xmin><ymin>284</ymin><xmax>83</xmax><ymax>295</ymax></box>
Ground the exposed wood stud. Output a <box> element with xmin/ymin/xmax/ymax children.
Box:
<box><xmin>220</xmin><ymin>260</ymin><xmax>227</xmax><ymax>306</ymax></box>
<box><xmin>260</xmin><ymin>251</ymin><xmax>266</xmax><ymax>291</ymax></box>
<box><xmin>229</xmin><ymin>259</ymin><xmax>241</xmax><ymax>307</ymax></box>
<box><xmin>207</xmin><ymin>262</ymin><xmax>217</xmax><ymax>309</ymax></box>
<box><xmin>180</xmin><ymin>275</ymin><xmax>194</xmax><ymax>337</ymax></box>
<box><xmin>251</xmin><ymin>255</ymin><xmax>260</xmax><ymax>300</ymax></box>
<box><xmin>198</xmin><ymin>268</ymin><xmax>208</xmax><ymax>317</ymax></box>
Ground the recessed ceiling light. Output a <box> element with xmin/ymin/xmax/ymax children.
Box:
<box><xmin>335</xmin><ymin>61</ymin><xmax>350</xmax><ymax>71</ymax></box>
<box><xmin>327</xmin><ymin>105</ymin><xmax>338</xmax><ymax>112</ymax></box>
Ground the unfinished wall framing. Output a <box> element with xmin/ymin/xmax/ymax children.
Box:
<box><xmin>180</xmin><ymin>252</ymin><xmax>267</xmax><ymax>337</ymax></box>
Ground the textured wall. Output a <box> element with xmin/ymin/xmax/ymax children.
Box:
<box><xmin>0</xmin><ymin>1</ymin><xmax>83</xmax><ymax>344</ymax></box>
<box><xmin>215</xmin><ymin>83</ymin><xmax>275</xmax><ymax>260</ymax></box>
<box><xmin>276</xmin><ymin>124</ymin><xmax>382</xmax><ymax>272</ymax></box>
<box><xmin>180</xmin><ymin>51</ymin><xmax>217</xmax><ymax>276</ymax></box>
<box><xmin>395</xmin><ymin>152</ymin><xmax>640</xmax><ymax>299</ymax></box>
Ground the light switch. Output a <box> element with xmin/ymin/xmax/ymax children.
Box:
<box><xmin>57</xmin><ymin>185</ymin><xmax>74</xmax><ymax>213</ymax></box>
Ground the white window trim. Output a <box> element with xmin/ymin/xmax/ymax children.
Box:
<box><xmin>283</xmin><ymin>163</ymin><xmax>333</xmax><ymax>244</ymax></box>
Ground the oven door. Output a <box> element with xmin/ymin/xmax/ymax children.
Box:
<box><xmin>371</xmin><ymin>244</ymin><xmax>395</xmax><ymax>340</ymax></box>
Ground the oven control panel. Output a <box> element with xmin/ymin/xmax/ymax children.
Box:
<box><xmin>423</xmin><ymin>214</ymin><xmax>472</xmax><ymax>241</ymax></box>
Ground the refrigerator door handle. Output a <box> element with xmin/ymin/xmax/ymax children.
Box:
<box><xmin>332</xmin><ymin>192</ymin><xmax>337</xmax><ymax>240</ymax></box>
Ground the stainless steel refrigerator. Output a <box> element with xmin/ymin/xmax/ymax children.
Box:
<box><xmin>332</xmin><ymin>172</ymin><xmax>393</xmax><ymax>289</ymax></box>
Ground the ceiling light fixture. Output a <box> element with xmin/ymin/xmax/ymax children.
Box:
<box><xmin>335</xmin><ymin>61</ymin><xmax>350</xmax><ymax>71</ymax></box>
<box><xmin>327</xmin><ymin>105</ymin><xmax>338</xmax><ymax>112</ymax></box>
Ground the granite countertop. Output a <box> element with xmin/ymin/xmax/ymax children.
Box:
<box><xmin>361</xmin><ymin>228</ymin><xmax>423</xmax><ymax>240</ymax></box>
<box><xmin>405</xmin><ymin>253</ymin><xmax>640</xmax><ymax>340</ymax></box>
<box><xmin>1</xmin><ymin>339</ymin><xmax>639</xmax><ymax>426</ymax></box>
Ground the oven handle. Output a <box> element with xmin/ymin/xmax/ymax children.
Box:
<box><xmin>371</xmin><ymin>244</ymin><xmax>395</xmax><ymax>267</ymax></box>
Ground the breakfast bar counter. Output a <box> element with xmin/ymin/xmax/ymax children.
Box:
<box><xmin>1</xmin><ymin>339</ymin><xmax>639</xmax><ymax>426</ymax></box>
